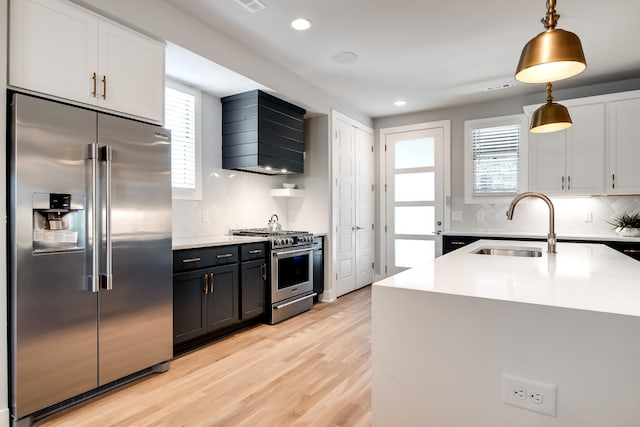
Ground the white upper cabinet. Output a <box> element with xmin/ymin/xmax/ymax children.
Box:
<box><xmin>529</xmin><ymin>103</ymin><xmax>605</xmax><ymax>196</ymax></box>
<box><xmin>607</xmin><ymin>97</ymin><xmax>640</xmax><ymax>195</ymax></box>
<box><xmin>9</xmin><ymin>0</ymin><xmax>164</xmax><ymax>122</ymax></box>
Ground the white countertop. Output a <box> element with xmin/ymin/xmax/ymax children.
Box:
<box><xmin>172</xmin><ymin>235</ymin><xmax>268</xmax><ymax>250</ymax></box>
<box><xmin>374</xmin><ymin>240</ymin><xmax>640</xmax><ymax>317</ymax></box>
<box><xmin>444</xmin><ymin>230</ymin><xmax>640</xmax><ymax>242</ymax></box>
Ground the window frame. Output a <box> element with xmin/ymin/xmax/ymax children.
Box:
<box><xmin>165</xmin><ymin>78</ymin><xmax>202</xmax><ymax>201</ymax></box>
<box><xmin>464</xmin><ymin>114</ymin><xmax>528</xmax><ymax>204</ymax></box>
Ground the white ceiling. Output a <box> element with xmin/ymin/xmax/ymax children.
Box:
<box><xmin>165</xmin><ymin>0</ymin><xmax>640</xmax><ymax>119</ymax></box>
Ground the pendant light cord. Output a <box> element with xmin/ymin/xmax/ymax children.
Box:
<box><xmin>542</xmin><ymin>0</ymin><xmax>559</xmax><ymax>29</ymax></box>
<box><xmin>545</xmin><ymin>82</ymin><xmax>554</xmax><ymax>103</ymax></box>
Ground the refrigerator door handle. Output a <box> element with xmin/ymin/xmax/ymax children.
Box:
<box><xmin>88</xmin><ymin>143</ymin><xmax>100</xmax><ymax>293</ymax></box>
<box><xmin>101</xmin><ymin>145</ymin><xmax>113</xmax><ymax>290</ymax></box>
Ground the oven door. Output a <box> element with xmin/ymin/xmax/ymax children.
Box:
<box><xmin>271</xmin><ymin>246</ymin><xmax>313</xmax><ymax>304</ymax></box>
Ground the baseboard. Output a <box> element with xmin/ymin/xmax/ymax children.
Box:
<box><xmin>0</xmin><ymin>407</ymin><xmax>10</xmax><ymax>427</ymax></box>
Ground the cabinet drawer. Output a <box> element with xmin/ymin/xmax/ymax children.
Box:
<box><xmin>241</xmin><ymin>243</ymin><xmax>267</xmax><ymax>261</ymax></box>
<box><xmin>173</xmin><ymin>246</ymin><xmax>239</xmax><ymax>272</ymax></box>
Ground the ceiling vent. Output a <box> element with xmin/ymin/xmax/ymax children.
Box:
<box><xmin>234</xmin><ymin>0</ymin><xmax>266</xmax><ymax>13</ymax></box>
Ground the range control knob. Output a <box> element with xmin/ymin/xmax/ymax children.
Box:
<box><xmin>287</xmin><ymin>237</ymin><xmax>294</xmax><ymax>245</ymax></box>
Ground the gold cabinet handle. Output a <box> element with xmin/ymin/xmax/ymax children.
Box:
<box><xmin>561</xmin><ymin>176</ymin><xmax>565</xmax><ymax>190</ymax></box>
<box><xmin>209</xmin><ymin>273</ymin><xmax>215</xmax><ymax>294</ymax></box>
<box><xmin>567</xmin><ymin>175</ymin><xmax>571</xmax><ymax>191</ymax></box>
<box><xmin>612</xmin><ymin>174</ymin><xmax>616</xmax><ymax>190</ymax></box>
<box><xmin>216</xmin><ymin>253</ymin><xmax>233</xmax><ymax>259</ymax></box>
<box><xmin>623</xmin><ymin>249</ymin><xmax>640</xmax><ymax>254</ymax></box>
<box><xmin>182</xmin><ymin>257</ymin><xmax>201</xmax><ymax>263</ymax></box>
<box><xmin>101</xmin><ymin>75</ymin><xmax>107</xmax><ymax>99</ymax></box>
<box><xmin>203</xmin><ymin>274</ymin><xmax>209</xmax><ymax>295</ymax></box>
<box><xmin>248</xmin><ymin>249</ymin><xmax>263</xmax><ymax>254</ymax></box>
<box><xmin>91</xmin><ymin>72</ymin><xmax>97</xmax><ymax>97</ymax></box>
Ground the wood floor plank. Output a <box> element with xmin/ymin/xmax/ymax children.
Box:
<box><xmin>38</xmin><ymin>286</ymin><xmax>372</xmax><ymax>427</ymax></box>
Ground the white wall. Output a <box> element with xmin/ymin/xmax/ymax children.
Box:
<box><xmin>373</xmin><ymin>78</ymin><xmax>640</xmax><ymax>238</ymax></box>
<box><xmin>172</xmin><ymin>91</ymin><xmax>292</xmax><ymax>237</ymax></box>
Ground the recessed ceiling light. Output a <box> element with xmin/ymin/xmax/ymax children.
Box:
<box><xmin>291</xmin><ymin>18</ymin><xmax>311</xmax><ymax>31</ymax></box>
<box><xmin>331</xmin><ymin>51</ymin><xmax>358</xmax><ymax>64</ymax></box>
<box><xmin>394</xmin><ymin>100</ymin><xmax>407</xmax><ymax>107</ymax></box>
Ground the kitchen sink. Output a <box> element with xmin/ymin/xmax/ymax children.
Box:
<box><xmin>472</xmin><ymin>246</ymin><xmax>542</xmax><ymax>258</ymax></box>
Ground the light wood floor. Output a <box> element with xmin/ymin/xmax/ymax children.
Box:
<box><xmin>39</xmin><ymin>286</ymin><xmax>372</xmax><ymax>427</ymax></box>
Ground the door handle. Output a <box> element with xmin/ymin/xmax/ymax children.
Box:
<box><xmin>203</xmin><ymin>274</ymin><xmax>209</xmax><ymax>294</ymax></box>
<box><xmin>101</xmin><ymin>146</ymin><xmax>113</xmax><ymax>290</ymax></box>
<box><xmin>91</xmin><ymin>72</ymin><xmax>97</xmax><ymax>98</ymax></box>
<box><xmin>209</xmin><ymin>273</ymin><xmax>215</xmax><ymax>294</ymax></box>
<box><xmin>262</xmin><ymin>263</ymin><xmax>267</xmax><ymax>280</ymax></box>
<box><xmin>87</xmin><ymin>143</ymin><xmax>100</xmax><ymax>293</ymax></box>
<box><xmin>101</xmin><ymin>75</ymin><xmax>107</xmax><ymax>99</ymax></box>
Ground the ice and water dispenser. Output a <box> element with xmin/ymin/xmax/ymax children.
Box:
<box><xmin>32</xmin><ymin>193</ymin><xmax>86</xmax><ymax>253</ymax></box>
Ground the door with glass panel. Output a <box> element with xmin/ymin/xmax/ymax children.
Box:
<box><xmin>385</xmin><ymin>128</ymin><xmax>444</xmax><ymax>276</ymax></box>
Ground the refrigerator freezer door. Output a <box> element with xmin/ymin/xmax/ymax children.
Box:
<box><xmin>96</xmin><ymin>114</ymin><xmax>172</xmax><ymax>385</ymax></box>
<box><xmin>9</xmin><ymin>94</ymin><xmax>98</xmax><ymax>417</ymax></box>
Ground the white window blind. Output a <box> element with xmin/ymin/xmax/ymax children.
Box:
<box><xmin>165</xmin><ymin>86</ymin><xmax>196</xmax><ymax>190</ymax></box>
<box><xmin>471</xmin><ymin>124</ymin><xmax>521</xmax><ymax>195</ymax></box>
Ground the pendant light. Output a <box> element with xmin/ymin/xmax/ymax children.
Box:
<box><xmin>530</xmin><ymin>83</ymin><xmax>572</xmax><ymax>133</ymax></box>
<box><xmin>515</xmin><ymin>0</ymin><xmax>586</xmax><ymax>83</ymax></box>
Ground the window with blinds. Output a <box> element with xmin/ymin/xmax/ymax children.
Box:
<box><xmin>164</xmin><ymin>81</ymin><xmax>202</xmax><ymax>200</ymax></box>
<box><xmin>471</xmin><ymin>124</ymin><xmax>520</xmax><ymax>195</ymax></box>
<box><xmin>464</xmin><ymin>115</ymin><xmax>528</xmax><ymax>203</ymax></box>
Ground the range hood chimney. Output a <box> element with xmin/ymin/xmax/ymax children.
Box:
<box><xmin>221</xmin><ymin>90</ymin><xmax>306</xmax><ymax>175</ymax></box>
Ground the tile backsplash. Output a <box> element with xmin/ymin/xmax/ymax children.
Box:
<box><xmin>449</xmin><ymin>195</ymin><xmax>640</xmax><ymax>237</ymax></box>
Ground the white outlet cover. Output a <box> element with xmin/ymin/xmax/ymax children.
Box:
<box><xmin>502</xmin><ymin>374</ymin><xmax>557</xmax><ymax>417</ymax></box>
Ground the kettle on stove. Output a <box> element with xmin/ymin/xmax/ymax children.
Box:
<box><xmin>267</xmin><ymin>214</ymin><xmax>281</xmax><ymax>232</ymax></box>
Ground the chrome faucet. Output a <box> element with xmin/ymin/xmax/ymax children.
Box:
<box><xmin>506</xmin><ymin>192</ymin><xmax>557</xmax><ymax>253</ymax></box>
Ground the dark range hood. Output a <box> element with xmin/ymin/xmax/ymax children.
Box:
<box><xmin>221</xmin><ymin>90</ymin><xmax>306</xmax><ymax>175</ymax></box>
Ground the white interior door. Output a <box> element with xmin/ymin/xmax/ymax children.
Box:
<box><xmin>334</xmin><ymin>118</ymin><xmax>356</xmax><ymax>297</ymax></box>
<box><xmin>355</xmin><ymin>127</ymin><xmax>374</xmax><ymax>289</ymax></box>
<box><xmin>385</xmin><ymin>127</ymin><xmax>444</xmax><ymax>276</ymax></box>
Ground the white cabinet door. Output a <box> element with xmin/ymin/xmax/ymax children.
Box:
<box><xmin>98</xmin><ymin>20</ymin><xmax>164</xmax><ymax>122</ymax></box>
<box><xmin>9</xmin><ymin>0</ymin><xmax>164</xmax><ymax>122</ymax></box>
<box><xmin>10</xmin><ymin>0</ymin><xmax>98</xmax><ymax>105</ymax></box>
<box><xmin>565</xmin><ymin>104</ymin><xmax>605</xmax><ymax>195</ymax></box>
<box><xmin>354</xmin><ymin>127</ymin><xmax>374</xmax><ymax>290</ymax></box>
<box><xmin>529</xmin><ymin>103</ymin><xmax>605</xmax><ymax>196</ymax></box>
<box><xmin>333</xmin><ymin>118</ymin><xmax>357</xmax><ymax>298</ymax></box>
<box><xmin>529</xmin><ymin>130</ymin><xmax>565</xmax><ymax>194</ymax></box>
<box><xmin>607</xmin><ymin>98</ymin><xmax>640</xmax><ymax>194</ymax></box>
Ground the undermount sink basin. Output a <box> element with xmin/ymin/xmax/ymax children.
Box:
<box><xmin>472</xmin><ymin>246</ymin><xmax>542</xmax><ymax>258</ymax></box>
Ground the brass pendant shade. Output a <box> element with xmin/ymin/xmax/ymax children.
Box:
<box><xmin>516</xmin><ymin>28</ymin><xmax>586</xmax><ymax>83</ymax></box>
<box><xmin>515</xmin><ymin>0</ymin><xmax>586</xmax><ymax>83</ymax></box>
<box><xmin>530</xmin><ymin>83</ymin><xmax>572</xmax><ymax>133</ymax></box>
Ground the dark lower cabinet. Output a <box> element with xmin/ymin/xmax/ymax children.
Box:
<box><xmin>173</xmin><ymin>264</ymin><xmax>239</xmax><ymax>346</ymax></box>
<box><xmin>173</xmin><ymin>242</ymin><xmax>266</xmax><ymax>354</ymax></box>
<box><xmin>206</xmin><ymin>264</ymin><xmax>239</xmax><ymax>331</ymax></box>
<box><xmin>313</xmin><ymin>236</ymin><xmax>324</xmax><ymax>296</ymax></box>
<box><xmin>173</xmin><ymin>269</ymin><xmax>208</xmax><ymax>345</ymax></box>
<box><xmin>240</xmin><ymin>259</ymin><xmax>266</xmax><ymax>320</ymax></box>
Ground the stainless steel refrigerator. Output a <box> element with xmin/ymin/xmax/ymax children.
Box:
<box><xmin>8</xmin><ymin>93</ymin><xmax>173</xmax><ymax>423</ymax></box>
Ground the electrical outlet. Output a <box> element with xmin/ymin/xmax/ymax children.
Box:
<box><xmin>452</xmin><ymin>210</ymin><xmax>462</xmax><ymax>221</ymax></box>
<box><xmin>502</xmin><ymin>374</ymin><xmax>557</xmax><ymax>417</ymax></box>
<box><xmin>477</xmin><ymin>210</ymin><xmax>485</xmax><ymax>222</ymax></box>
<box><xmin>202</xmin><ymin>210</ymin><xmax>209</xmax><ymax>223</ymax></box>
<box><xmin>584</xmin><ymin>210</ymin><xmax>593</xmax><ymax>223</ymax></box>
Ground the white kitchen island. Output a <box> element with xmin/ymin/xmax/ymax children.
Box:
<box><xmin>372</xmin><ymin>240</ymin><xmax>640</xmax><ymax>427</ymax></box>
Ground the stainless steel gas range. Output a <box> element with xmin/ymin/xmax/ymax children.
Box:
<box><xmin>232</xmin><ymin>229</ymin><xmax>315</xmax><ymax>324</ymax></box>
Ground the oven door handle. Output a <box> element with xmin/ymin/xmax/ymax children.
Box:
<box><xmin>274</xmin><ymin>293</ymin><xmax>317</xmax><ymax>310</ymax></box>
<box><xmin>272</xmin><ymin>247</ymin><xmax>313</xmax><ymax>257</ymax></box>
